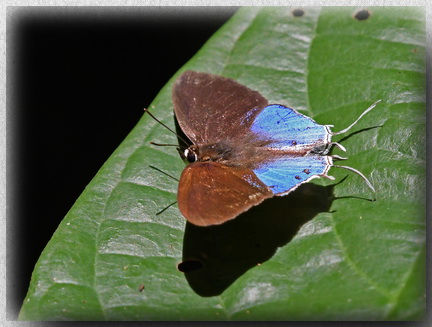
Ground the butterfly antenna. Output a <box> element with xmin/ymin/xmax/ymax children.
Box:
<box><xmin>333</xmin><ymin>165</ymin><xmax>375</xmax><ymax>193</ymax></box>
<box><xmin>143</xmin><ymin>108</ymin><xmax>190</xmax><ymax>146</ymax></box>
<box><xmin>332</xmin><ymin>100</ymin><xmax>381</xmax><ymax>136</ymax></box>
<box><xmin>150</xmin><ymin>142</ymin><xmax>186</xmax><ymax>148</ymax></box>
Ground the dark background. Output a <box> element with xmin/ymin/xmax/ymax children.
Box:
<box><xmin>7</xmin><ymin>6</ymin><xmax>237</xmax><ymax>319</ymax></box>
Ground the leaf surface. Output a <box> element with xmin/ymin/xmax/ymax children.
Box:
<box><xmin>19</xmin><ymin>7</ymin><xmax>425</xmax><ymax>321</ymax></box>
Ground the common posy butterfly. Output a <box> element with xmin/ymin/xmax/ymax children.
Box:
<box><xmin>167</xmin><ymin>71</ymin><xmax>380</xmax><ymax>226</ymax></box>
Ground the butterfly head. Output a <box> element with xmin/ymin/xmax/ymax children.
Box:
<box><xmin>183</xmin><ymin>145</ymin><xmax>199</xmax><ymax>163</ymax></box>
<box><xmin>179</xmin><ymin>142</ymin><xmax>238</xmax><ymax>163</ymax></box>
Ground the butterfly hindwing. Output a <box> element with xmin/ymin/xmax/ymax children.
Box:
<box><xmin>178</xmin><ymin>162</ymin><xmax>273</xmax><ymax>226</ymax></box>
<box><xmin>253</xmin><ymin>156</ymin><xmax>332</xmax><ymax>195</ymax></box>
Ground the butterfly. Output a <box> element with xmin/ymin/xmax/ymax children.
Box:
<box><xmin>165</xmin><ymin>71</ymin><xmax>380</xmax><ymax>226</ymax></box>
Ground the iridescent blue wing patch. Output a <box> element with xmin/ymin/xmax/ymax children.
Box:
<box><xmin>251</xmin><ymin>104</ymin><xmax>331</xmax><ymax>148</ymax></box>
<box><xmin>253</xmin><ymin>155</ymin><xmax>332</xmax><ymax>195</ymax></box>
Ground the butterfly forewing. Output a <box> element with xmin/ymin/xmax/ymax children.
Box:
<box><xmin>252</xmin><ymin>104</ymin><xmax>330</xmax><ymax>148</ymax></box>
<box><xmin>172</xmin><ymin>71</ymin><xmax>269</xmax><ymax>146</ymax></box>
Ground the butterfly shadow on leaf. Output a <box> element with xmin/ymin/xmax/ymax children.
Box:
<box><xmin>165</xmin><ymin>72</ymin><xmax>380</xmax><ymax>296</ymax></box>
<box><xmin>179</xmin><ymin>180</ymin><xmax>338</xmax><ymax>297</ymax></box>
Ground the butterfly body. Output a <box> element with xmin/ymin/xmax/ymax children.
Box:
<box><xmin>171</xmin><ymin>71</ymin><xmax>378</xmax><ymax>226</ymax></box>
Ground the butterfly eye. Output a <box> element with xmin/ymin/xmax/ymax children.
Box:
<box><xmin>184</xmin><ymin>148</ymin><xmax>198</xmax><ymax>163</ymax></box>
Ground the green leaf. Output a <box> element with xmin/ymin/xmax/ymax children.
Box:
<box><xmin>19</xmin><ymin>7</ymin><xmax>425</xmax><ymax>321</ymax></box>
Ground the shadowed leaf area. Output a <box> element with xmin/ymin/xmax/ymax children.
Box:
<box><xmin>19</xmin><ymin>7</ymin><xmax>425</xmax><ymax>321</ymax></box>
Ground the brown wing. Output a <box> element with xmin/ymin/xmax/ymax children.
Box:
<box><xmin>172</xmin><ymin>71</ymin><xmax>269</xmax><ymax>145</ymax></box>
<box><xmin>177</xmin><ymin>162</ymin><xmax>273</xmax><ymax>226</ymax></box>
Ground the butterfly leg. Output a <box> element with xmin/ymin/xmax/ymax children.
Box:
<box><xmin>321</xmin><ymin>174</ymin><xmax>336</xmax><ymax>180</ymax></box>
<box><xmin>333</xmin><ymin>165</ymin><xmax>375</xmax><ymax>192</ymax></box>
<box><xmin>331</xmin><ymin>154</ymin><xmax>348</xmax><ymax>160</ymax></box>
<box><xmin>317</xmin><ymin>142</ymin><xmax>346</xmax><ymax>155</ymax></box>
<box><xmin>330</xmin><ymin>100</ymin><xmax>381</xmax><ymax>136</ymax></box>
<box><xmin>329</xmin><ymin>142</ymin><xmax>346</xmax><ymax>152</ymax></box>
